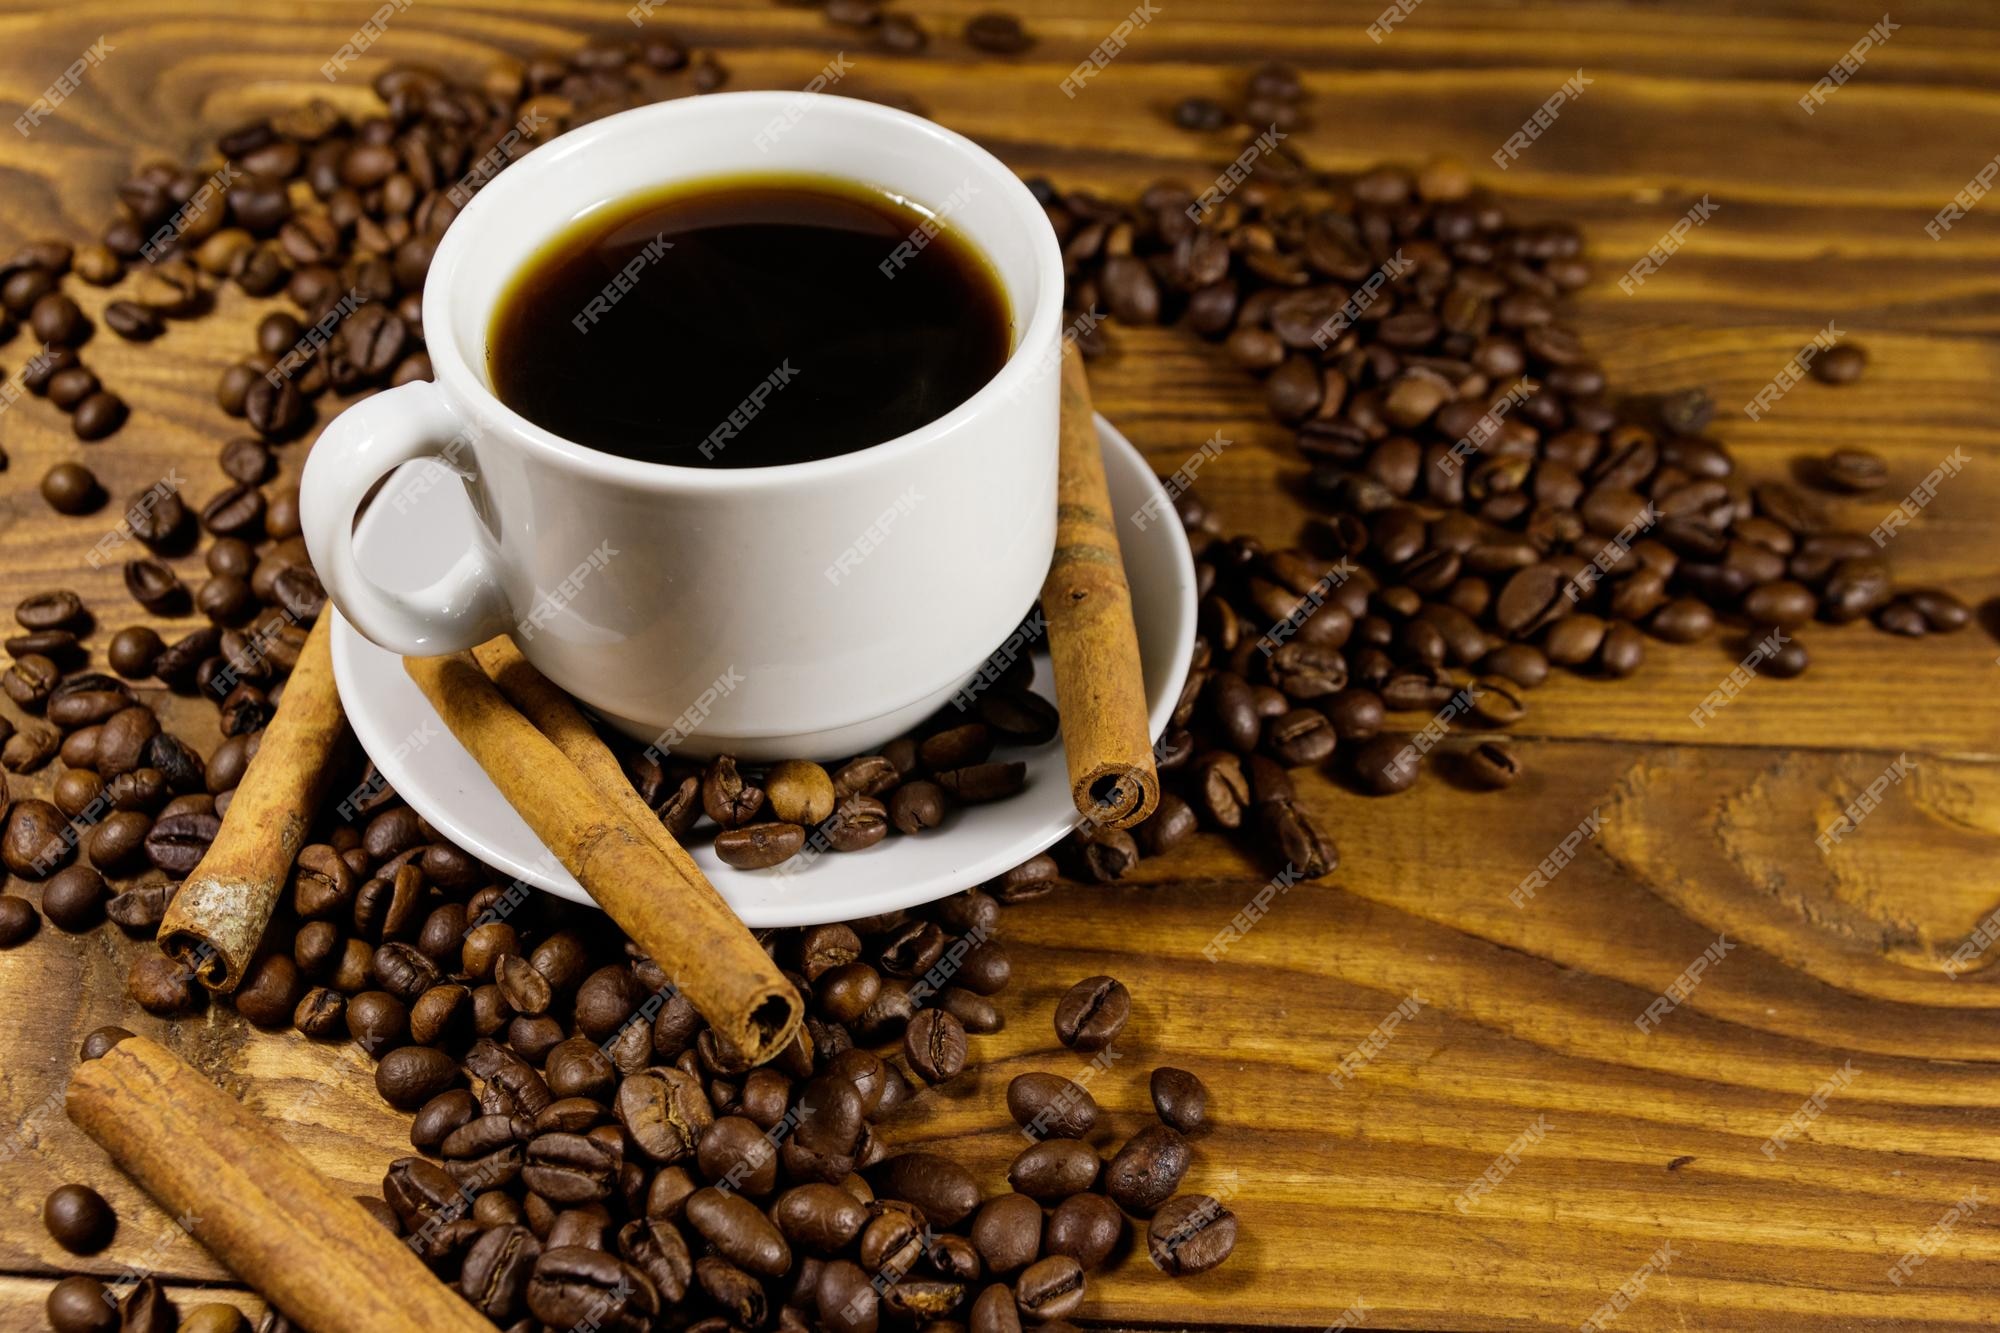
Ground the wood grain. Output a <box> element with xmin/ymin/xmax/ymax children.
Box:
<box><xmin>0</xmin><ymin>0</ymin><xmax>1997</xmax><ymax>1329</ymax></box>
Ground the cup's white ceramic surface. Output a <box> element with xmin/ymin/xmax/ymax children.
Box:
<box><xmin>300</xmin><ymin>92</ymin><xmax>1065</xmax><ymax>759</ymax></box>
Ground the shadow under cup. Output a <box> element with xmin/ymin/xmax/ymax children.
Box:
<box><xmin>417</xmin><ymin>92</ymin><xmax>1067</xmax><ymax>759</ymax></box>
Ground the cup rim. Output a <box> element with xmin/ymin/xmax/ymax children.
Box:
<box><xmin>423</xmin><ymin>91</ymin><xmax>1065</xmax><ymax>491</ymax></box>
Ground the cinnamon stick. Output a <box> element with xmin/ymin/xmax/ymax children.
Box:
<box><xmin>159</xmin><ymin>613</ymin><xmax>345</xmax><ymax>992</ymax></box>
<box><xmin>468</xmin><ymin>637</ymin><xmax>687</xmax><ymax>863</ymax></box>
<box><xmin>403</xmin><ymin>651</ymin><xmax>802</xmax><ymax>1064</ymax></box>
<box><xmin>66</xmin><ymin>1036</ymin><xmax>495</xmax><ymax>1333</ymax></box>
<box><xmin>1039</xmin><ymin>341</ymin><xmax>1160</xmax><ymax>828</ymax></box>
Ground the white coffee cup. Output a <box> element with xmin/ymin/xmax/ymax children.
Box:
<box><xmin>301</xmin><ymin>92</ymin><xmax>1064</xmax><ymax>760</ymax></box>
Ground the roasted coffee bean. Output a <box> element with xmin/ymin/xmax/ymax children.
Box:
<box><xmin>1148</xmin><ymin>1193</ymin><xmax>1238</xmax><ymax>1276</ymax></box>
<box><xmin>145</xmin><ymin>809</ymin><xmax>220</xmax><ymax>875</ymax></box>
<box><xmin>123</xmin><ymin>559</ymin><xmax>186</xmax><ymax>615</ymax></box>
<box><xmin>714</xmin><ymin>820</ymin><xmax>805</xmax><ymax>869</ymax></box>
<box><xmin>873</xmin><ymin>1151</ymin><xmax>980</xmax><ymax>1227</ymax></box>
<box><xmin>1322</xmin><ymin>687</ymin><xmax>1385</xmax><ymax>741</ymax></box>
<box><xmin>1351</xmin><ymin>734</ymin><xmax>1421</xmax><ymax>794</ymax></box>
<box><xmin>3</xmin><ymin>719</ymin><xmax>59</xmax><ymax>772</ymax></box>
<box><xmin>411</xmin><ymin>1090</ymin><xmax>481</xmax><ymax>1156</ymax></box>
<box><xmin>937</xmin><ymin>985</ymin><xmax>1002</xmax><ymax>1033</ymax></box>
<box><xmin>1006</xmin><ymin>1070</ymin><xmax>1102</xmax><ymax>1142</ymax></box>
<box><xmin>460</xmin><ymin>1224</ymin><xmax>540</xmax><ymax>1321</ymax></box>
<box><xmin>108</xmin><ymin>626</ymin><xmax>165</xmax><ymax>678</ymax></box>
<box><xmin>496</xmin><ymin>953</ymin><xmax>553</xmax><ymax>1014</ymax></box>
<box><xmin>965</xmin><ymin>10</ymin><xmax>1034</xmax><ymax>52</ymax></box>
<box><xmin>128</xmin><ymin>952</ymin><xmax>196</xmax><ymax>1014</ymax></box>
<box><xmin>1463</xmin><ymin>739</ymin><xmax>1522</xmax><ymax>789</ymax></box>
<box><xmin>1813</xmin><ymin>343</ymin><xmax>1866</xmax><ymax>384</ymax></box>
<box><xmin>1135</xmin><ymin>792</ymin><xmax>1198</xmax><ymax>856</ymax></box>
<box><xmin>1906</xmin><ymin>587</ymin><xmax>1971</xmax><ymax>632</ymax></box>
<box><xmin>957</xmin><ymin>936</ymin><xmax>1011</xmax><ymax>994</ymax></box>
<box><xmin>934</xmin><ymin>760</ymin><xmax>1026</xmax><ymax>802</ymax></box>
<box><xmin>1150</xmin><ymin>1066</ymin><xmax>1208</xmax><ymax>1133</ymax></box>
<box><xmin>1079</xmin><ymin>826</ymin><xmax>1140</xmax><ymax>881</ymax></box>
<box><xmin>1015</xmin><ymin>1254</ymin><xmax>1086</xmax><ymax>1319</ymax></box>
<box><xmin>1265</xmin><ymin>707</ymin><xmax>1337</xmax><ymax>764</ymax></box>
<box><xmin>1190</xmin><ymin>751</ymin><xmax>1250</xmax><ymax>828</ymax></box>
<box><xmin>1822</xmin><ymin>558</ymin><xmax>1894</xmax><ymax>623</ymax></box>
<box><xmin>832</xmin><ymin>754</ymin><xmax>900</xmax><ymax>799</ymax></box>
<box><xmin>772</xmin><ymin>1176</ymin><xmax>868</xmax><ymax>1248</ymax></box>
<box><xmin>522</xmin><ymin>1131</ymin><xmax>619</xmax><ymax>1204</ymax></box>
<box><xmin>376</xmin><ymin>1044</ymin><xmax>459</xmax><ymax>1109</ymax></box>
<box><xmin>700</xmin><ymin>755</ymin><xmax>765</xmax><ymax>828</ymax></box>
<box><xmin>1648</xmin><ymin>596</ymin><xmax>1715</xmax><ymax>643</ymax></box>
<box><xmin>920</xmin><ymin>722</ymin><xmax>994</xmax><ymax>771</ymax></box>
<box><xmin>617</xmin><ymin>1217</ymin><xmax>691</xmax><ymax>1305</ymax></box>
<box><xmin>1044</xmin><ymin>1190</ymin><xmax>1124</xmax><ymax>1272</ymax></box>
<box><xmin>347</xmin><ymin>989</ymin><xmax>408</xmax><ymax>1053</ymax></box>
<box><xmin>46</xmin><ymin>1275</ymin><xmax>120</xmax><ymax>1333</ymax></box>
<box><xmin>1494</xmin><ymin>563</ymin><xmax>1565</xmax><ymax>636</ymax></box>
<box><xmin>40</xmin><ymin>462</ymin><xmax>101</xmax><ymax>515</ymax></box>
<box><xmin>86</xmin><ymin>809</ymin><xmax>149</xmax><ymax>873</ymax></box>
<box><xmin>219</xmin><ymin>437</ymin><xmax>273</xmax><ymax>484</ymax></box>
<box><xmin>979</xmin><ymin>687</ymin><xmax>1060</xmax><ymax>743</ymax></box>
<box><xmin>1598</xmin><ymin>621</ymin><xmax>1646</xmax><ymax>677</ymax></box>
<box><xmin>52</xmin><ymin>767</ymin><xmax>102</xmax><ymax>818</ymax></box>
<box><xmin>694</xmin><ymin>1115</ymin><xmax>778</xmax><ymax>1196</ymax></box>
<box><xmin>96</xmin><ymin>706</ymin><xmax>160</xmax><ymax>777</ymax></box>
<box><xmin>72</xmin><ymin>391</ymin><xmax>127</xmax><ymax>440</ymax></box>
<box><xmin>1008</xmin><ymin>1137</ymin><xmax>1100</xmax><ymax>1202</ymax></box>
<box><xmin>963</xmin><ymin>1191</ymin><xmax>1041</xmax><ymax>1279</ymax></box>
<box><xmin>817</xmin><ymin>1259</ymin><xmax>880</xmax><ymax>1331</ymax></box>
<box><xmin>3</xmin><ymin>653</ymin><xmax>58</xmax><ymax>709</ymax></box>
<box><xmin>1105</xmin><ymin>1124</ymin><xmax>1190</xmax><ymax>1212</ymax></box>
<box><xmin>1053</xmin><ymin>975</ymin><xmax>1130</xmax><ymax>1052</ymax></box>
<box><xmin>764</xmin><ymin>759</ymin><xmax>835</xmax><ymax>825</ymax></box>
<box><xmin>7</xmin><ymin>629</ymin><xmax>80</xmax><ymax>665</ymax></box>
<box><xmin>118</xmin><ymin>1277</ymin><xmax>177</xmax><ymax>1333</ymax></box>
<box><xmin>17</xmin><ymin>588</ymin><xmax>85</xmax><ymax>631</ymax></box>
<box><xmin>1760</xmin><ymin>634</ymin><xmax>1810</xmax><ymax>678</ymax></box>
<box><xmin>858</xmin><ymin>1205</ymin><xmax>927</xmax><ymax>1274</ymax></box>
<box><xmin>823</xmin><ymin>794</ymin><xmax>890</xmax><ymax>851</ymax></box>
<box><xmin>105</xmin><ymin>298</ymin><xmax>168</xmax><ymax>341</ymax></box>
<box><xmin>878</xmin><ymin>11</ymin><xmax>927</xmax><ymax>50</ymax></box>
<box><xmin>1256</xmin><ymin>798</ymin><xmax>1338</xmax><ymax>878</ymax></box>
<box><xmin>526</xmin><ymin>1247</ymin><xmax>656</xmax><ymax>1331</ymax></box>
<box><xmin>244</xmin><ymin>375</ymin><xmax>307</xmax><ymax>439</ymax></box>
<box><xmin>899</xmin><ymin>1007</ymin><xmax>967</xmax><ymax>1084</ymax></box>
<box><xmin>686</xmin><ymin>1186</ymin><xmax>792</xmax><ymax>1277</ymax></box>
<box><xmin>49</xmin><ymin>364</ymin><xmax>104</xmax><ymax>409</ymax></box>
<box><xmin>987</xmin><ymin>851</ymin><xmax>1058</xmax><ymax>902</ymax></box>
<box><xmin>43</xmin><ymin>1182</ymin><xmax>115</xmax><ymax>1253</ymax></box>
<box><xmin>1819</xmin><ymin>448</ymin><xmax>1887</xmax><ymax>493</ymax></box>
<box><xmin>888</xmin><ymin>780</ymin><xmax>947</xmax><ymax>834</ymax></box>
<box><xmin>0</xmin><ymin>894</ymin><xmax>38</xmax><ymax>947</ymax></box>
<box><xmin>201</xmin><ymin>482</ymin><xmax>266</xmax><ymax>537</ymax></box>
<box><xmin>4</xmin><ymin>798</ymin><xmax>70</xmax><ymax>876</ymax></box>
<box><xmin>616</xmin><ymin>1067</ymin><xmax>712</xmax><ymax>1162</ymax></box>
<box><xmin>30</xmin><ymin>292</ymin><xmax>86</xmax><ymax>345</ymax></box>
<box><xmin>42</xmin><ymin>865</ymin><xmax>108</xmax><ymax>932</ymax></box>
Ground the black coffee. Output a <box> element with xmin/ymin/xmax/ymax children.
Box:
<box><xmin>488</xmin><ymin>173</ymin><xmax>1011</xmax><ymax>468</ymax></box>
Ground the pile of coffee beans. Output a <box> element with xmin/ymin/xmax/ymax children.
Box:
<box><xmin>629</xmin><ymin>655</ymin><xmax>1056</xmax><ymax>872</ymax></box>
<box><xmin>1028</xmin><ymin>71</ymin><xmax>1968</xmax><ymax>844</ymax></box>
<box><xmin>62</xmin><ymin>877</ymin><xmax>1232</xmax><ymax>1329</ymax></box>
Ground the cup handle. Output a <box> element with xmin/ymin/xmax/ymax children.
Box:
<box><xmin>299</xmin><ymin>381</ymin><xmax>512</xmax><ymax>657</ymax></box>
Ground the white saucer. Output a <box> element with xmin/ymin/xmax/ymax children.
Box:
<box><xmin>328</xmin><ymin>414</ymin><xmax>1196</xmax><ymax>927</ymax></box>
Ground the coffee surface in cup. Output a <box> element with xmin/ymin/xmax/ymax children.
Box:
<box><xmin>488</xmin><ymin>172</ymin><xmax>1011</xmax><ymax>468</ymax></box>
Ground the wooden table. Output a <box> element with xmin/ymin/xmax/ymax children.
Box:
<box><xmin>2</xmin><ymin>0</ymin><xmax>1997</xmax><ymax>1328</ymax></box>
